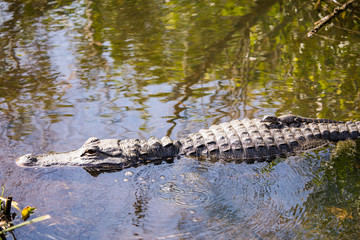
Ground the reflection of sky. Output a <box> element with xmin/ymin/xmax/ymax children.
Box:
<box><xmin>47</xmin><ymin>0</ymin><xmax>84</xmax><ymax>83</ymax></box>
<box><xmin>0</xmin><ymin>1</ymin><xmax>11</xmax><ymax>26</ymax></box>
<box><xmin>48</xmin><ymin>29</ymin><xmax>76</xmax><ymax>82</ymax></box>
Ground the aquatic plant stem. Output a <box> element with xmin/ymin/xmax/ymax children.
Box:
<box><xmin>0</xmin><ymin>215</ymin><xmax>51</xmax><ymax>234</ymax></box>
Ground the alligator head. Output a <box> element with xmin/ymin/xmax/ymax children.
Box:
<box><xmin>16</xmin><ymin>137</ymin><xmax>138</xmax><ymax>169</ymax></box>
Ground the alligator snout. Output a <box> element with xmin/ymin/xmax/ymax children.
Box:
<box><xmin>16</xmin><ymin>154</ymin><xmax>38</xmax><ymax>167</ymax></box>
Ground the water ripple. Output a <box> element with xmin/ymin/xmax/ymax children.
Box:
<box><xmin>158</xmin><ymin>181</ymin><xmax>214</xmax><ymax>208</ymax></box>
<box><xmin>115</xmin><ymin>153</ymin><xmax>328</xmax><ymax>239</ymax></box>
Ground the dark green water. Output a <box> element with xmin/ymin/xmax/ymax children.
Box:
<box><xmin>0</xmin><ymin>0</ymin><xmax>360</xmax><ymax>239</ymax></box>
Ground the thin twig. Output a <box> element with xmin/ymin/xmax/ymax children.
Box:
<box><xmin>311</xmin><ymin>32</ymin><xmax>342</xmax><ymax>41</ymax></box>
<box><xmin>308</xmin><ymin>0</ymin><xmax>356</xmax><ymax>37</ymax></box>
<box><xmin>333</xmin><ymin>24</ymin><xmax>360</xmax><ymax>34</ymax></box>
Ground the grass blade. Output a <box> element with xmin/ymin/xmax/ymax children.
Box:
<box><xmin>0</xmin><ymin>215</ymin><xmax>51</xmax><ymax>234</ymax></box>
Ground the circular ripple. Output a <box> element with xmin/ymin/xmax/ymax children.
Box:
<box><xmin>122</xmin><ymin>157</ymin><xmax>318</xmax><ymax>238</ymax></box>
<box><xmin>158</xmin><ymin>181</ymin><xmax>214</xmax><ymax>208</ymax></box>
<box><xmin>117</xmin><ymin>153</ymin><xmax>328</xmax><ymax>239</ymax></box>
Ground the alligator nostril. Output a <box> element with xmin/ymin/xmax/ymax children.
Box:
<box><xmin>17</xmin><ymin>154</ymin><xmax>38</xmax><ymax>166</ymax></box>
<box><xmin>29</xmin><ymin>156</ymin><xmax>38</xmax><ymax>163</ymax></box>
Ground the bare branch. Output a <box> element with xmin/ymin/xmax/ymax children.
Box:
<box><xmin>308</xmin><ymin>0</ymin><xmax>356</xmax><ymax>37</ymax></box>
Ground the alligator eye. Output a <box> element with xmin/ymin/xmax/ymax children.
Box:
<box><xmin>81</xmin><ymin>147</ymin><xmax>98</xmax><ymax>157</ymax></box>
<box><xmin>86</xmin><ymin>149</ymin><xmax>97</xmax><ymax>154</ymax></box>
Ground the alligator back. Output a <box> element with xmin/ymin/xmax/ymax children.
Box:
<box><xmin>177</xmin><ymin>118</ymin><xmax>360</xmax><ymax>163</ymax></box>
<box><xmin>278</xmin><ymin>114</ymin><xmax>345</xmax><ymax>124</ymax></box>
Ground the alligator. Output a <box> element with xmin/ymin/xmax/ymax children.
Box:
<box><xmin>16</xmin><ymin>115</ymin><xmax>360</xmax><ymax>171</ymax></box>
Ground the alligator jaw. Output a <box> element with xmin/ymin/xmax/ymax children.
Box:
<box><xmin>16</xmin><ymin>137</ymin><xmax>133</xmax><ymax>168</ymax></box>
<box><xmin>16</xmin><ymin>151</ymin><xmax>132</xmax><ymax>168</ymax></box>
<box><xmin>16</xmin><ymin>149</ymin><xmax>91</xmax><ymax>167</ymax></box>
<box><xmin>16</xmin><ymin>152</ymin><xmax>135</xmax><ymax>168</ymax></box>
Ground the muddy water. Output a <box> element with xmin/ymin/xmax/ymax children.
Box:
<box><xmin>1</xmin><ymin>0</ymin><xmax>360</xmax><ymax>239</ymax></box>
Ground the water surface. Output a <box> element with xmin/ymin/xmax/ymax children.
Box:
<box><xmin>0</xmin><ymin>0</ymin><xmax>360</xmax><ymax>239</ymax></box>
